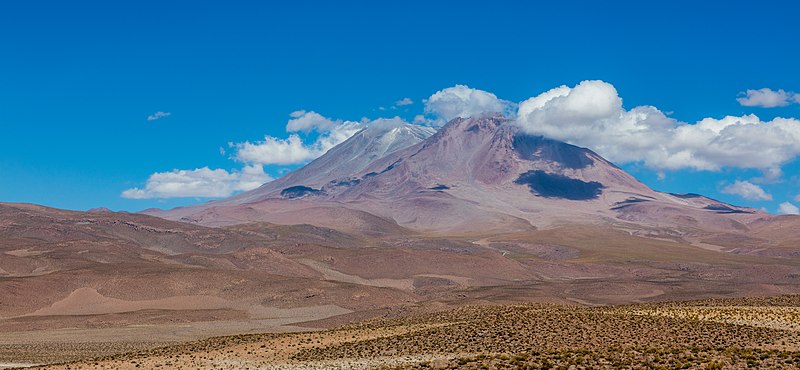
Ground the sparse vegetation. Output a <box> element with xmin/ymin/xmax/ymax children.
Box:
<box><xmin>29</xmin><ymin>295</ymin><xmax>800</xmax><ymax>369</ymax></box>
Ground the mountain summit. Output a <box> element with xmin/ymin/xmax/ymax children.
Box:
<box><xmin>233</xmin><ymin>119</ymin><xmax>436</xmax><ymax>204</ymax></box>
<box><xmin>150</xmin><ymin>116</ymin><xmax>764</xmax><ymax>239</ymax></box>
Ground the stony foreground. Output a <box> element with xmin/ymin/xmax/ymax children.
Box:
<box><xmin>18</xmin><ymin>295</ymin><xmax>800</xmax><ymax>369</ymax></box>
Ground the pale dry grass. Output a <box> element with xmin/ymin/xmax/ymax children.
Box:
<box><xmin>28</xmin><ymin>295</ymin><xmax>800</xmax><ymax>369</ymax></box>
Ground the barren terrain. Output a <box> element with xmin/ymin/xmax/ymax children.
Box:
<box><xmin>2</xmin><ymin>201</ymin><xmax>800</xmax><ymax>367</ymax></box>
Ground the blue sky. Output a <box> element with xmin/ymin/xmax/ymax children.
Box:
<box><xmin>1</xmin><ymin>0</ymin><xmax>799</xmax><ymax>213</ymax></box>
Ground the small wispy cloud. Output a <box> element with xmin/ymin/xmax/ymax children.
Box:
<box><xmin>395</xmin><ymin>97</ymin><xmax>413</xmax><ymax>106</ymax></box>
<box><xmin>721</xmin><ymin>180</ymin><xmax>773</xmax><ymax>201</ymax></box>
<box><xmin>737</xmin><ymin>88</ymin><xmax>797</xmax><ymax>108</ymax></box>
<box><xmin>147</xmin><ymin>111</ymin><xmax>172</xmax><ymax>121</ymax></box>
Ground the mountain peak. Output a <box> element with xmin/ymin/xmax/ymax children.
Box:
<box><xmin>212</xmin><ymin>121</ymin><xmax>436</xmax><ymax>205</ymax></box>
<box><xmin>352</xmin><ymin>119</ymin><xmax>436</xmax><ymax>155</ymax></box>
<box><xmin>359</xmin><ymin>118</ymin><xmax>435</xmax><ymax>137</ymax></box>
<box><xmin>152</xmin><ymin>115</ymin><xmax>765</xmax><ymax>234</ymax></box>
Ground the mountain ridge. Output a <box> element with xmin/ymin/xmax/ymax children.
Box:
<box><xmin>2</xmin><ymin>118</ymin><xmax>799</xmax><ymax>360</ymax></box>
<box><xmin>147</xmin><ymin>116</ymin><xmax>765</xmax><ymax>239</ymax></box>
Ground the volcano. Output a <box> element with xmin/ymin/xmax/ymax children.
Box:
<box><xmin>150</xmin><ymin>115</ymin><xmax>767</xmax><ymax>240</ymax></box>
<box><xmin>4</xmin><ymin>116</ymin><xmax>800</xmax><ymax>364</ymax></box>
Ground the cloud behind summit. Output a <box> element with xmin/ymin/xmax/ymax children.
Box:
<box><xmin>123</xmin><ymin>80</ymin><xmax>800</xmax><ymax>214</ymax></box>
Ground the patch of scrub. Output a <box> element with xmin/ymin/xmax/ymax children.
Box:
<box><xmin>280</xmin><ymin>186</ymin><xmax>325</xmax><ymax>199</ymax></box>
<box><xmin>380</xmin><ymin>159</ymin><xmax>402</xmax><ymax>174</ymax></box>
<box><xmin>611</xmin><ymin>198</ymin><xmax>650</xmax><ymax>210</ymax></box>
<box><xmin>670</xmin><ymin>193</ymin><xmax>703</xmax><ymax>199</ymax></box>
<box><xmin>514</xmin><ymin>170</ymin><xmax>603</xmax><ymax>200</ymax></box>
<box><xmin>703</xmin><ymin>204</ymin><xmax>753</xmax><ymax>214</ymax></box>
<box><xmin>414</xmin><ymin>274</ymin><xmax>473</xmax><ymax>286</ymax></box>
<box><xmin>328</xmin><ymin>178</ymin><xmax>361</xmax><ymax>187</ymax></box>
<box><xmin>513</xmin><ymin>134</ymin><xmax>594</xmax><ymax>169</ymax></box>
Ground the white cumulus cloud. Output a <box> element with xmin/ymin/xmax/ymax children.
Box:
<box><xmin>721</xmin><ymin>180</ymin><xmax>773</xmax><ymax>201</ymax></box>
<box><xmin>127</xmin><ymin>82</ymin><xmax>800</xmax><ymax>201</ymax></box>
<box><xmin>235</xmin><ymin>113</ymin><xmax>418</xmax><ymax>167</ymax></box>
<box><xmin>515</xmin><ymin>80</ymin><xmax>800</xmax><ymax>174</ymax></box>
<box><xmin>121</xmin><ymin>165</ymin><xmax>272</xmax><ymax>199</ymax></box>
<box><xmin>125</xmin><ymin>112</ymin><xmax>424</xmax><ymax>200</ymax></box>
<box><xmin>235</xmin><ymin>113</ymin><xmax>363</xmax><ymax>166</ymax></box>
<box><xmin>147</xmin><ymin>111</ymin><xmax>171</xmax><ymax>121</ymax></box>
<box><xmin>737</xmin><ymin>88</ymin><xmax>795</xmax><ymax>108</ymax></box>
<box><xmin>778</xmin><ymin>202</ymin><xmax>800</xmax><ymax>215</ymax></box>
<box><xmin>285</xmin><ymin>110</ymin><xmax>339</xmax><ymax>133</ymax></box>
<box><xmin>235</xmin><ymin>134</ymin><xmax>323</xmax><ymax>166</ymax></box>
<box><xmin>423</xmin><ymin>85</ymin><xmax>514</xmax><ymax>126</ymax></box>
